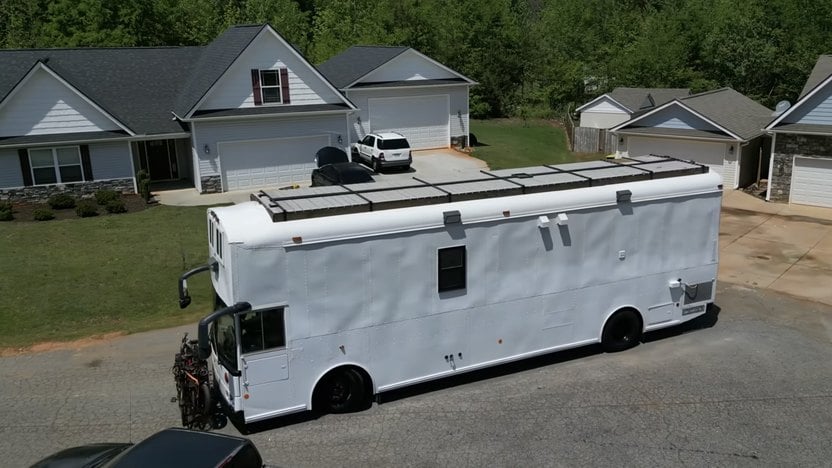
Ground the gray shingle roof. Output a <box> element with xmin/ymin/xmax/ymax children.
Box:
<box><xmin>799</xmin><ymin>55</ymin><xmax>832</xmax><ymax>99</ymax></box>
<box><xmin>613</xmin><ymin>126</ymin><xmax>734</xmax><ymax>141</ymax></box>
<box><xmin>191</xmin><ymin>103</ymin><xmax>352</xmax><ymax>119</ymax></box>
<box><xmin>608</xmin><ymin>87</ymin><xmax>690</xmax><ymax>112</ymax></box>
<box><xmin>316</xmin><ymin>46</ymin><xmax>409</xmax><ymax>89</ymax></box>
<box><xmin>678</xmin><ymin>88</ymin><xmax>771</xmax><ymax>140</ymax></box>
<box><xmin>0</xmin><ymin>47</ymin><xmax>199</xmax><ymax>134</ymax></box>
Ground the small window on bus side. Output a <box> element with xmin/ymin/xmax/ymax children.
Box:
<box><xmin>240</xmin><ymin>308</ymin><xmax>286</xmax><ymax>354</ymax></box>
<box><xmin>216</xmin><ymin>230</ymin><xmax>223</xmax><ymax>259</ymax></box>
<box><xmin>438</xmin><ymin>246</ymin><xmax>466</xmax><ymax>292</ymax></box>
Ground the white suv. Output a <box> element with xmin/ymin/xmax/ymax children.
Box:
<box><xmin>351</xmin><ymin>132</ymin><xmax>412</xmax><ymax>172</ymax></box>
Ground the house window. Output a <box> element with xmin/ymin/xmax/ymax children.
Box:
<box><xmin>29</xmin><ymin>147</ymin><xmax>83</xmax><ymax>185</ymax></box>
<box><xmin>438</xmin><ymin>246</ymin><xmax>466</xmax><ymax>292</ymax></box>
<box><xmin>240</xmin><ymin>308</ymin><xmax>286</xmax><ymax>354</ymax></box>
<box><xmin>260</xmin><ymin>70</ymin><xmax>282</xmax><ymax>104</ymax></box>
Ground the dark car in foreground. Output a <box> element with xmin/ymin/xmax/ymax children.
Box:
<box><xmin>311</xmin><ymin>162</ymin><xmax>374</xmax><ymax>186</ymax></box>
<box><xmin>31</xmin><ymin>427</ymin><xmax>263</xmax><ymax>468</ymax></box>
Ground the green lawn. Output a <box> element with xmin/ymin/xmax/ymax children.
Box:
<box><xmin>0</xmin><ymin>205</ymin><xmax>215</xmax><ymax>349</ymax></box>
<box><xmin>469</xmin><ymin>118</ymin><xmax>602</xmax><ymax>169</ymax></box>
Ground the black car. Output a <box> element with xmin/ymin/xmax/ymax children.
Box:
<box><xmin>314</xmin><ymin>146</ymin><xmax>349</xmax><ymax>167</ymax></box>
<box><xmin>311</xmin><ymin>162</ymin><xmax>374</xmax><ymax>186</ymax></box>
<box><xmin>31</xmin><ymin>427</ymin><xmax>263</xmax><ymax>468</ymax></box>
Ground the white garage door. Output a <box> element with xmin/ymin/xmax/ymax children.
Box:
<box><xmin>220</xmin><ymin>135</ymin><xmax>329</xmax><ymax>191</ymax></box>
<box><xmin>369</xmin><ymin>95</ymin><xmax>449</xmax><ymax>150</ymax></box>
<box><xmin>627</xmin><ymin>136</ymin><xmax>735</xmax><ymax>188</ymax></box>
<box><xmin>791</xmin><ymin>156</ymin><xmax>832</xmax><ymax>208</ymax></box>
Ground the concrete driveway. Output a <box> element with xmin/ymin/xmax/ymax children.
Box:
<box><xmin>719</xmin><ymin>190</ymin><xmax>832</xmax><ymax>306</ymax></box>
<box><xmin>154</xmin><ymin>149</ymin><xmax>486</xmax><ymax>206</ymax></box>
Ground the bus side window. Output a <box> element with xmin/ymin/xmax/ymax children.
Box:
<box><xmin>240</xmin><ymin>308</ymin><xmax>285</xmax><ymax>354</ymax></box>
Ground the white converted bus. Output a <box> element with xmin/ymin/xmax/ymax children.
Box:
<box><xmin>177</xmin><ymin>156</ymin><xmax>722</xmax><ymax>424</ymax></box>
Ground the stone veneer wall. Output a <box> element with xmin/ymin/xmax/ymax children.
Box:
<box><xmin>770</xmin><ymin>133</ymin><xmax>832</xmax><ymax>202</ymax></box>
<box><xmin>0</xmin><ymin>178</ymin><xmax>135</xmax><ymax>203</ymax></box>
<box><xmin>200</xmin><ymin>175</ymin><xmax>222</xmax><ymax>194</ymax></box>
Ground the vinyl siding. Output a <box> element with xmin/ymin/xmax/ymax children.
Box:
<box><xmin>360</xmin><ymin>51</ymin><xmax>458</xmax><ymax>83</ymax></box>
<box><xmin>636</xmin><ymin>106</ymin><xmax>721</xmax><ymax>132</ymax></box>
<box><xmin>193</xmin><ymin>114</ymin><xmax>348</xmax><ymax>178</ymax></box>
<box><xmin>785</xmin><ymin>84</ymin><xmax>832</xmax><ymax>126</ymax></box>
<box><xmin>346</xmin><ymin>85</ymin><xmax>469</xmax><ymax>144</ymax></box>
<box><xmin>89</xmin><ymin>141</ymin><xmax>133</xmax><ymax>179</ymax></box>
<box><xmin>0</xmin><ymin>68</ymin><xmax>122</xmax><ymax>137</ymax></box>
<box><xmin>0</xmin><ymin>148</ymin><xmax>24</xmax><ymax>188</ymax></box>
<box><xmin>580</xmin><ymin>112</ymin><xmax>630</xmax><ymax>129</ymax></box>
<box><xmin>198</xmin><ymin>31</ymin><xmax>344</xmax><ymax>111</ymax></box>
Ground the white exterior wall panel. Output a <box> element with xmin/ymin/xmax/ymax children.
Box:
<box><xmin>199</xmin><ymin>31</ymin><xmax>343</xmax><ymax>111</ymax></box>
<box><xmin>0</xmin><ymin>69</ymin><xmax>121</xmax><ymax>137</ymax></box>
<box><xmin>89</xmin><ymin>141</ymin><xmax>133</xmax><ymax>179</ymax></box>
<box><xmin>580</xmin><ymin>112</ymin><xmax>630</xmax><ymax>129</ymax></box>
<box><xmin>0</xmin><ymin>149</ymin><xmax>23</xmax><ymax>188</ymax></box>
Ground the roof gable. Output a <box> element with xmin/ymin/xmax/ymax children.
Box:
<box><xmin>318</xmin><ymin>46</ymin><xmax>475</xmax><ymax>90</ymax></box>
<box><xmin>616</xmin><ymin>88</ymin><xmax>770</xmax><ymax>141</ymax></box>
<box><xmin>193</xmin><ymin>25</ymin><xmax>352</xmax><ymax>115</ymax></box>
<box><xmin>768</xmin><ymin>56</ymin><xmax>832</xmax><ymax>131</ymax></box>
<box><xmin>577</xmin><ymin>95</ymin><xmax>629</xmax><ymax>114</ymax></box>
<box><xmin>0</xmin><ymin>47</ymin><xmax>199</xmax><ymax>135</ymax></box>
<box><xmin>0</xmin><ymin>62</ymin><xmax>131</xmax><ymax>137</ymax></box>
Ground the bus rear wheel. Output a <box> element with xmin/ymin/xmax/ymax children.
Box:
<box><xmin>602</xmin><ymin>308</ymin><xmax>643</xmax><ymax>352</ymax></box>
<box><xmin>316</xmin><ymin>368</ymin><xmax>367</xmax><ymax>414</ymax></box>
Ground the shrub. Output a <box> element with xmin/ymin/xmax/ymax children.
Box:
<box><xmin>137</xmin><ymin>170</ymin><xmax>151</xmax><ymax>203</ymax></box>
<box><xmin>95</xmin><ymin>189</ymin><xmax>121</xmax><ymax>205</ymax></box>
<box><xmin>48</xmin><ymin>193</ymin><xmax>76</xmax><ymax>210</ymax></box>
<box><xmin>75</xmin><ymin>200</ymin><xmax>99</xmax><ymax>218</ymax></box>
<box><xmin>105</xmin><ymin>199</ymin><xmax>127</xmax><ymax>214</ymax></box>
<box><xmin>0</xmin><ymin>200</ymin><xmax>12</xmax><ymax>213</ymax></box>
<box><xmin>0</xmin><ymin>210</ymin><xmax>12</xmax><ymax>221</ymax></box>
<box><xmin>33</xmin><ymin>208</ymin><xmax>54</xmax><ymax>221</ymax></box>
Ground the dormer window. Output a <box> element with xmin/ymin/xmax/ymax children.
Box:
<box><xmin>251</xmin><ymin>68</ymin><xmax>290</xmax><ymax>106</ymax></box>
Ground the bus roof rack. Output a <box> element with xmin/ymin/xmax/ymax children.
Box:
<box><xmin>250</xmin><ymin>155</ymin><xmax>709</xmax><ymax>222</ymax></box>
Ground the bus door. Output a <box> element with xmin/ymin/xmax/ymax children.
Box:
<box><xmin>238</xmin><ymin>307</ymin><xmax>289</xmax><ymax>417</ymax></box>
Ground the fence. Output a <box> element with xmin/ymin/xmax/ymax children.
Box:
<box><xmin>572</xmin><ymin>127</ymin><xmax>619</xmax><ymax>154</ymax></box>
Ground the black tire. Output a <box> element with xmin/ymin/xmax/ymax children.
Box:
<box><xmin>601</xmin><ymin>309</ymin><xmax>643</xmax><ymax>352</ymax></box>
<box><xmin>372</xmin><ymin>158</ymin><xmax>381</xmax><ymax>173</ymax></box>
<box><xmin>316</xmin><ymin>368</ymin><xmax>366</xmax><ymax>414</ymax></box>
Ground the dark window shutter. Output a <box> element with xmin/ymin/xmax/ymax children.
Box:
<box><xmin>251</xmin><ymin>69</ymin><xmax>262</xmax><ymax>106</ymax></box>
<box><xmin>18</xmin><ymin>149</ymin><xmax>33</xmax><ymax>186</ymax></box>
<box><xmin>280</xmin><ymin>68</ymin><xmax>290</xmax><ymax>104</ymax></box>
<box><xmin>80</xmin><ymin>145</ymin><xmax>93</xmax><ymax>181</ymax></box>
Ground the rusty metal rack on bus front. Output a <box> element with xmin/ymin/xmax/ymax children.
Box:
<box><xmin>250</xmin><ymin>155</ymin><xmax>710</xmax><ymax>222</ymax></box>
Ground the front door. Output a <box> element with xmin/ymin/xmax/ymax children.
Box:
<box><xmin>146</xmin><ymin>140</ymin><xmax>178</xmax><ymax>181</ymax></box>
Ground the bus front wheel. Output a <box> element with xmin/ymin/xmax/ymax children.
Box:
<box><xmin>601</xmin><ymin>308</ymin><xmax>643</xmax><ymax>352</ymax></box>
<box><xmin>315</xmin><ymin>368</ymin><xmax>368</xmax><ymax>414</ymax></box>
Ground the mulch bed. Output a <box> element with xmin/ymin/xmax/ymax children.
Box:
<box><xmin>2</xmin><ymin>194</ymin><xmax>150</xmax><ymax>222</ymax></box>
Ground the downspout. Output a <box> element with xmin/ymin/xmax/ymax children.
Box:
<box><xmin>766</xmin><ymin>132</ymin><xmax>777</xmax><ymax>201</ymax></box>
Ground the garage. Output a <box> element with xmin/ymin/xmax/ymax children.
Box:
<box><xmin>219</xmin><ymin>135</ymin><xmax>329</xmax><ymax>191</ymax></box>
<box><xmin>627</xmin><ymin>136</ymin><xmax>735</xmax><ymax>187</ymax></box>
<box><xmin>791</xmin><ymin>156</ymin><xmax>832</xmax><ymax>208</ymax></box>
<box><xmin>369</xmin><ymin>95</ymin><xmax>449</xmax><ymax>150</ymax></box>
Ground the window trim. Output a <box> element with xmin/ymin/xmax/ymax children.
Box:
<box><xmin>28</xmin><ymin>146</ymin><xmax>84</xmax><ymax>186</ymax></box>
<box><xmin>438</xmin><ymin>245</ymin><xmax>467</xmax><ymax>292</ymax></box>
<box><xmin>259</xmin><ymin>69</ymin><xmax>283</xmax><ymax>105</ymax></box>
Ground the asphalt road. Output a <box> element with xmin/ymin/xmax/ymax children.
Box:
<box><xmin>3</xmin><ymin>283</ymin><xmax>831</xmax><ymax>467</ymax></box>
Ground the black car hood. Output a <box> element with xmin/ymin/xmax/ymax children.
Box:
<box><xmin>31</xmin><ymin>443</ymin><xmax>132</xmax><ymax>468</ymax></box>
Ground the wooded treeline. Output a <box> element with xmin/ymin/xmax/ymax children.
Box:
<box><xmin>2</xmin><ymin>0</ymin><xmax>831</xmax><ymax>118</ymax></box>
